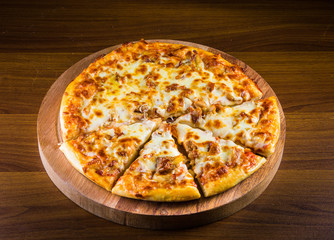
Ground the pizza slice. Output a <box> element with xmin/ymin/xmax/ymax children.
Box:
<box><xmin>176</xmin><ymin>96</ymin><xmax>280</xmax><ymax>157</ymax></box>
<box><xmin>112</xmin><ymin>123</ymin><xmax>201</xmax><ymax>201</ymax></box>
<box><xmin>172</xmin><ymin>123</ymin><xmax>266</xmax><ymax>197</ymax></box>
<box><xmin>59</xmin><ymin>119</ymin><xmax>161</xmax><ymax>191</ymax></box>
<box><xmin>59</xmin><ymin>68</ymin><xmax>160</xmax><ymax>141</ymax></box>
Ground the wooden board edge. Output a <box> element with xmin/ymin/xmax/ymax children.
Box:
<box><xmin>37</xmin><ymin>39</ymin><xmax>286</xmax><ymax>229</ymax></box>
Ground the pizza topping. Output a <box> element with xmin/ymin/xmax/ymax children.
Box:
<box><xmin>116</xmin><ymin>151</ymin><xmax>127</xmax><ymax>157</ymax></box>
<box><xmin>190</xmin><ymin>107</ymin><xmax>202</xmax><ymax>124</ymax></box>
<box><xmin>208</xmin><ymin>142</ymin><xmax>220</xmax><ymax>155</ymax></box>
<box><xmin>87</xmin><ymin>157</ymin><xmax>100</xmax><ymax>166</ymax></box>
<box><xmin>156</xmin><ymin>157</ymin><xmax>174</xmax><ymax>175</ymax></box>
<box><xmin>185</xmin><ymin>141</ymin><xmax>199</xmax><ymax>160</ymax></box>
<box><xmin>108</xmin><ymin>160</ymin><xmax>117</xmax><ymax>167</ymax></box>
<box><xmin>207</xmin><ymin>82</ymin><xmax>215</xmax><ymax>92</ymax></box>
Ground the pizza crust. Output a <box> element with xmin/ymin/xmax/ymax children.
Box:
<box><xmin>255</xmin><ymin>96</ymin><xmax>280</xmax><ymax>156</ymax></box>
<box><xmin>59</xmin><ymin>141</ymin><xmax>85</xmax><ymax>175</ymax></box>
<box><xmin>112</xmin><ymin>182</ymin><xmax>201</xmax><ymax>202</ymax></box>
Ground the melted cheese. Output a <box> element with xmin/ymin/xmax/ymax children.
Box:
<box><xmin>176</xmin><ymin>97</ymin><xmax>281</xmax><ymax>156</ymax></box>
<box><xmin>174</xmin><ymin>123</ymin><xmax>243</xmax><ymax>176</ymax></box>
<box><xmin>136</xmin><ymin>124</ymin><xmax>182</xmax><ymax>173</ymax></box>
<box><xmin>60</xmin><ymin>40</ymin><xmax>263</xmax><ymax>140</ymax></box>
<box><xmin>120</xmin><ymin>123</ymin><xmax>195</xmax><ymax>185</ymax></box>
<box><xmin>112</xmin><ymin>123</ymin><xmax>200</xmax><ymax>201</ymax></box>
<box><xmin>174</xmin><ymin>123</ymin><xmax>267</xmax><ymax>197</ymax></box>
<box><xmin>59</xmin><ymin>119</ymin><xmax>160</xmax><ymax>191</ymax></box>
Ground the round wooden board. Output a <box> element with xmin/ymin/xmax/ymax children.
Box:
<box><xmin>37</xmin><ymin>40</ymin><xmax>286</xmax><ymax>230</ymax></box>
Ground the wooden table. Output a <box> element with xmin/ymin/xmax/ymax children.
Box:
<box><xmin>1</xmin><ymin>0</ymin><xmax>333</xmax><ymax>239</ymax></box>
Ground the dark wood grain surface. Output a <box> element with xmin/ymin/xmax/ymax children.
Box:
<box><xmin>0</xmin><ymin>0</ymin><xmax>333</xmax><ymax>239</ymax></box>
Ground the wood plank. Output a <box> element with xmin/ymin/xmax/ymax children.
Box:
<box><xmin>0</xmin><ymin>114</ymin><xmax>43</xmax><ymax>172</ymax></box>
<box><xmin>0</xmin><ymin>53</ymin><xmax>87</xmax><ymax>114</ymax></box>
<box><xmin>282</xmin><ymin>112</ymin><xmax>334</xmax><ymax>170</ymax></box>
<box><xmin>0</xmin><ymin>0</ymin><xmax>332</xmax><ymax>53</ymax></box>
<box><xmin>1</xmin><ymin>171</ymin><xmax>333</xmax><ymax>240</ymax></box>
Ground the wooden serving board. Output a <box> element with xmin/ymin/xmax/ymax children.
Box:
<box><xmin>37</xmin><ymin>40</ymin><xmax>286</xmax><ymax>230</ymax></box>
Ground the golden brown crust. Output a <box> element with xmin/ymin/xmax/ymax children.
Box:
<box><xmin>112</xmin><ymin>156</ymin><xmax>201</xmax><ymax>202</ymax></box>
<box><xmin>199</xmin><ymin>150</ymin><xmax>266</xmax><ymax>197</ymax></box>
<box><xmin>253</xmin><ymin>96</ymin><xmax>280</xmax><ymax>156</ymax></box>
<box><xmin>59</xmin><ymin>75</ymin><xmax>96</xmax><ymax>141</ymax></box>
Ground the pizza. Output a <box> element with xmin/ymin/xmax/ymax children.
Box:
<box><xmin>59</xmin><ymin>39</ymin><xmax>280</xmax><ymax>201</ymax></box>
<box><xmin>112</xmin><ymin>123</ymin><xmax>201</xmax><ymax>201</ymax></box>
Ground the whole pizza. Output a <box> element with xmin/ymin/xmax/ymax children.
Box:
<box><xmin>59</xmin><ymin>39</ymin><xmax>280</xmax><ymax>201</ymax></box>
